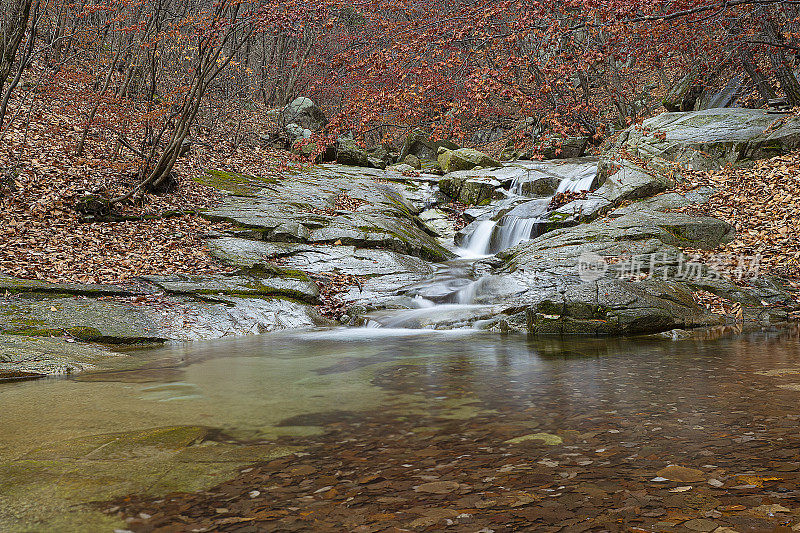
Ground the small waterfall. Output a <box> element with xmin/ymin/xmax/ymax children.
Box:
<box><xmin>458</xmin><ymin>220</ymin><xmax>497</xmax><ymax>257</ymax></box>
<box><xmin>510</xmin><ymin>170</ymin><xmax>535</xmax><ymax>196</ymax></box>
<box><xmin>556</xmin><ymin>172</ymin><xmax>596</xmax><ymax>194</ymax></box>
<box><xmin>494</xmin><ymin>217</ymin><xmax>539</xmax><ymax>251</ymax></box>
<box><xmin>458</xmin><ymin>167</ymin><xmax>598</xmax><ymax>257</ymax></box>
<box><xmin>366</xmin><ymin>158</ymin><xmax>600</xmax><ymax>329</ymax></box>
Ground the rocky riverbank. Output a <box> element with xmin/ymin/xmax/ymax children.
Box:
<box><xmin>3</xmin><ymin>107</ymin><xmax>800</xmax><ymax>378</ymax></box>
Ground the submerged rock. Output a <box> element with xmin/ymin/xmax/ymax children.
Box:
<box><xmin>0</xmin><ymin>333</ymin><xmax>123</xmax><ymax>376</ymax></box>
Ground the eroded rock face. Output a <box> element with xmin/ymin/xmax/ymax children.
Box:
<box><xmin>202</xmin><ymin>165</ymin><xmax>453</xmax><ymax>262</ymax></box>
<box><xmin>614</xmin><ymin>108</ymin><xmax>800</xmax><ymax>170</ymax></box>
<box><xmin>0</xmin><ymin>274</ymin><xmax>328</xmax><ymax>349</ymax></box>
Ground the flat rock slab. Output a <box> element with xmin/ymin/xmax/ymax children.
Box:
<box><xmin>616</xmin><ymin>108</ymin><xmax>800</xmax><ymax>170</ymax></box>
<box><xmin>0</xmin><ymin>293</ymin><xmax>165</xmax><ymax>343</ymax></box>
<box><xmin>0</xmin><ymin>292</ymin><xmax>327</xmax><ymax>346</ymax></box>
<box><xmin>141</xmin><ymin>274</ymin><xmax>319</xmax><ymax>303</ymax></box>
<box><xmin>0</xmin><ymin>333</ymin><xmax>124</xmax><ymax>376</ymax></box>
<box><xmin>207</xmin><ymin>237</ymin><xmax>434</xmax><ymax>277</ymax></box>
<box><xmin>201</xmin><ymin>167</ymin><xmax>453</xmax><ymax>262</ymax></box>
<box><xmin>0</xmin><ymin>274</ymin><xmax>147</xmax><ymax>296</ymax></box>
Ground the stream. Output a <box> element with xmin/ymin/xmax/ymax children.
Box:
<box><xmin>364</xmin><ymin>159</ymin><xmax>598</xmax><ymax>329</ymax></box>
<box><xmin>2</xmin><ymin>162</ymin><xmax>800</xmax><ymax>531</ymax></box>
<box><xmin>2</xmin><ymin>326</ymin><xmax>800</xmax><ymax>531</ymax></box>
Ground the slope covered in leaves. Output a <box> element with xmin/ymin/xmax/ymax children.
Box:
<box><xmin>678</xmin><ymin>152</ymin><xmax>800</xmax><ymax>282</ymax></box>
<box><xmin>674</xmin><ymin>151</ymin><xmax>800</xmax><ymax>316</ymax></box>
<box><xmin>0</xmin><ymin>73</ymin><xmax>299</xmax><ymax>285</ymax></box>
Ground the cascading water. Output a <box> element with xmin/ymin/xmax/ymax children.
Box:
<box><xmin>556</xmin><ymin>171</ymin><xmax>596</xmax><ymax>194</ymax></box>
<box><xmin>459</xmin><ymin>220</ymin><xmax>496</xmax><ymax>258</ymax></box>
<box><xmin>459</xmin><ymin>169</ymin><xmax>595</xmax><ymax>257</ymax></box>
<box><xmin>492</xmin><ymin>214</ymin><xmax>541</xmax><ymax>252</ymax></box>
<box><xmin>367</xmin><ymin>158</ymin><xmax>600</xmax><ymax>328</ymax></box>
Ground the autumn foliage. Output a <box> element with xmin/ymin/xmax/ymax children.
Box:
<box><xmin>1</xmin><ymin>0</ymin><xmax>800</xmax><ymax>283</ymax></box>
<box><xmin>2</xmin><ymin>0</ymin><xmax>799</xmax><ymax>159</ymax></box>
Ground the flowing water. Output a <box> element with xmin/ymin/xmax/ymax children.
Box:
<box><xmin>366</xmin><ymin>163</ymin><xmax>599</xmax><ymax>328</ymax></box>
<box><xmin>458</xmin><ymin>160</ymin><xmax>598</xmax><ymax>257</ymax></box>
<box><xmin>2</xmin><ymin>326</ymin><xmax>800</xmax><ymax>530</ymax></box>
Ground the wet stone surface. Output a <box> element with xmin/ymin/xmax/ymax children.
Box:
<box><xmin>107</xmin><ymin>326</ymin><xmax>800</xmax><ymax>532</ymax></box>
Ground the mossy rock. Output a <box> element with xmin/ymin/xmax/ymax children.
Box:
<box><xmin>195</xmin><ymin>169</ymin><xmax>278</xmax><ymax>195</ymax></box>
<box><xmin>25</xmin><ymin>426</ymin><xmax>210</xmax><ymax>461</ymax></box>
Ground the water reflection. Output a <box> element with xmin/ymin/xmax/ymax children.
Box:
<box><xmin>1</xmin><ymin>326</ymin><xmax>799</xmax><ymax>531</ymax></box>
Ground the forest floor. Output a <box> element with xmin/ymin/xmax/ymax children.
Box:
<box><xmin>1</xmin><ymin>83</ymin><xmax>799</xmax><ymax>310</ymax></box>
<box><xmin>0</xmin><ymin>74</ymin><xmax>299</xmax><ymax>284</ymax></box>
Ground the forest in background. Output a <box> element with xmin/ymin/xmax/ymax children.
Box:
<box><xmin>1</xmin><ymin>0</ymin><xmax>800</xmax><ymax>283</ymax></box>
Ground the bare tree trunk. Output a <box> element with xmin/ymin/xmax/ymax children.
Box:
<box><xmin>0</xmin><ymin>0</ymin><xmax>38</xmax><ymax>127</ymax></box>
<box><xmin>0</xmin><ymin>0</ymin><xmax>33</xmax><ymax>101</ymax></box>
<box><xmin>76</xmin><ymin>45</ymin><xmax>123</xmax><ymax>156</ymax></box>
<box><xmin>740</xmin><ymin>47</ymin><xmax>776</xmax><ymax>102</ymax></box>
<box><xmin>112</xmin><ymin>11</ymin><xmax>253</xmax><ymax>205</ymax></box>
<box><xmin>765</xmin><ymin>20</ymin><xmax>800</xmax><ymax>105</ymax></box>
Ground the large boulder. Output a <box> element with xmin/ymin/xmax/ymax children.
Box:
<box><xmin>336</xmin><ymin>139</ymin><xmax>369</xmax><ymax>167</ymax></box>
<box><xmin>280</xmin><ymin>97</ymin><xmax>327</xmax><ymax>134</ymax></box>
<box><xmin>403</xmin><ymin>154</ymin><xmax>422</xmax><ymax>169</ymax></box>
<box><xmin>439</xmin><ymin>174</ymin><xmax>502</xmax><ymax>205</ymax></box>
<box><xmin>399</xmin><ymin>129</ymin><xmax>459</xmax><ymax>163</ymax></box>
<box><xmin>285</xmin><ymin>122</ymin><xmax>312</xmax><ymax>140</ymax></box>
<box><xmin>438</xmin><ymin>148</ymin><xmax>501</xmax><ymax>174</ymax></box>
<box><xmin>531</xmin><ymin>136</ymin><xmax>589</xmax><ymax>160</ymax></box>
<box><xmin>367</xmin><ymin>145</ymin><xmax>392</xmax><ymax>169</ymax></box>
<box><xmin>520</xmin><ymin>176</ymin><xmax>561</xmax><ymax>196</ymax></box>
<box><xmin>614</xmin><ymin>108</ymin><xmax>800</xmax><ymax>171</ymax></box>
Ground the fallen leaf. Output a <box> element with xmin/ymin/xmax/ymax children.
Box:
<box><xmin>414</xmin><ymin>481</ymin><xmax>461</xmax><ymax>494</ymax></box>
<box><xmin>656</xmin><ymin>465</ymin><xmax>706</xmax><ymax>483</ymax></box>
<box><xmin>505</xmin><ymin>432</ymin><xmax>563</xmax><ymax>445</ymax></box>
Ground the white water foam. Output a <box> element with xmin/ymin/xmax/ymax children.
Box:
<box><xmin>457</xmin><ymin>219</ymin><xmax>496</xmax><ymax>258</ymax></box>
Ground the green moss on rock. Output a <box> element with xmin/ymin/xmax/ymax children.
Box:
<box><xmin>195</xmin><ymin>169</ymin><xmax>278</xmax><ymax>195</ymax></box>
